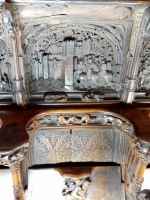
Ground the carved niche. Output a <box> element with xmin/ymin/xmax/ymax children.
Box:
<box><xmin>24</xmin><ymin>23</ymin><xmax>124</xmax><ymax>93</ymax></box>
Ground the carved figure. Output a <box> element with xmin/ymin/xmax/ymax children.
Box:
<box><xmin>28</xmin><ymin>119</ymin><xmax>42</xmax><ymax>134</ymax></box>
<box><xmin>137</xmin><ymin>189</ymin><xmax>150</xmax><ymax>200</ymax></box>
<box><xmin>0</xmin><ymin>3</ymin><xmax>14</xmax><ymax>34</ymax></box>
<box><xmin>137</xmin><ymin>42</ymin><xmax>150</xmax><ymax>90</ymax></box>
<box><xmin>44</xmin><ymin>94</ymin><xmax>67</xmax><ymax>102</ymax></box>
<box><xmin>27</xmin><ymin>115</ymin><xmax>51</xmax><ymax>134</ymax></box>
<box><xmin>57</xmin><ymin>115</ymin><xmax>74</xmax><ymax>126</ymax></box>
<box><xmin>62</xmin><ymin>178</ymin><xmax>91</xmax><ymax>200</ymax></box>
<box><xmin>81</xmin><ymin>113</ymin><xmax>93</xmax><ymax>125</ymax></box>
<box><xmin>82</xmin><ymin>93</ymin><xmax>104</xmax><ymax>102</ymax></box>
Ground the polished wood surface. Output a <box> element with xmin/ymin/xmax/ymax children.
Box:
<box><xmin>0</xmin><ymin>103</ymin><xmax>150</xmax><ymax>152</ymax></box>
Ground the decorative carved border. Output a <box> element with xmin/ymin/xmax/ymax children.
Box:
<box><xmin>26</xmin><ymin>110</ymin><xmax>135</xmax><ymax>138</ymax></box>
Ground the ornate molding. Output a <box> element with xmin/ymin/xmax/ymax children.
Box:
<box><xmin>26</xmin><ymin>111</ymin><xmax>134</xmax><ymax>138</ymax></box>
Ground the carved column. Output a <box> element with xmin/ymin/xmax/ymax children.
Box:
<box><xmin>128</xmin><ymin>139</ymin><xmax>150</xmax><ymax>200</ymax></box>
<box><xmin>0</xmin><ymin>143</ymin><xmax>29</xmax><ymax>200</ymax></box>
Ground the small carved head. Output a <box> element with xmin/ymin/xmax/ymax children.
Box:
<box><xmin>75</xmin><ymin>180</ymin><xmax>82</xmax><ymax>186</ymax></box>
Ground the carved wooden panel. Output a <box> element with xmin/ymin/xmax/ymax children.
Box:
<box><xmin>31</xmin><ymin>129</ymin><xmax>71</xmax><ymax>165</ymax></box>
<box><xmin>29</xmin><ymin>128</ymin><xmax>117</xmax><ymax>165</ymax></box>
<box><xmin>71</xmin><ymin>129</ymin><xmax>113</xmax><ymax>162</ymax></box>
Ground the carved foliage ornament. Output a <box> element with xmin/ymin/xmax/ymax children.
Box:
<box><xmin>24</xmin><ymin>23</ymin><xmax>124</xmax><ymax>92</ymax></box>
<box><xmin>26</xmin><ymin>112</ymin><xmax>134</xmax><ymax>138</ymax></box>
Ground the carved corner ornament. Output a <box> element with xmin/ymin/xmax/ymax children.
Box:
<box><xmin>0</xmin><ymin>143</ymin><xmax>29</xmax><ymax>199</ymax></box>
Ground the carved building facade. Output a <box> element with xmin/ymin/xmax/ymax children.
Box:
<box><xmin>0</xmin><ymin>1</ymin><xmax>150</xmax><ymax>200</ymax></box>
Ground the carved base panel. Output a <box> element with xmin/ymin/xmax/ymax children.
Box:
<box><xmin>29</xmin><ymin>128</ymin><xmax>116</xmax><ymax>165</ymax></box>
<box><xmin>27</xmin><ymin>166</ymin><xmax>125</xmax><ymax>200</ymax></box>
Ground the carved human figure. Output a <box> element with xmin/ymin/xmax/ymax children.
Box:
<box><xmin>99</xmin><ymin>60</ymin><xmax>112</xmax><ymax>84</ymax></box>
<box><xmin>63</xmin><ymin>178</ymin><xmax>90</xmax><ymax>200</ymax></box>
<box><xmin>71</xmin><ymin>180</ymin><xmax>85</xmax><ymax>200</ymax></box>
<box><xmin>0</xmin><ymin>3</ymin><xmax>14</xmax><ymax>34</ymax></box>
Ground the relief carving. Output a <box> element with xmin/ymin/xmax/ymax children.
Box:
<box><xmin>24</xmin><ymin>23</ymin><xmax>123</xmax><ymax>93</ymax></box>
<box><xmin>44</xmin><ymin>94</ymin><xmax>67</xmax><ymax>102</ymax></box>
<box><xmin>34</xmin><ymin>129</ymin><xmax>71</xmax><ymax>164</ymax></box>
<box><xmin>44</xmin><ymin>93</ymin><xmax>104</xmax><ymax>102</ymax></box>
<box><xmin>57</xmin><ymin>114</ymin><xmax>96</xmax><ymax>126</ymax></box>
<box><xmin>0</xmin><ymin>3</ymin><xmax>26</xmax><ymax>105</ymax></box>
<box><xmin>71</xmin><ymin>129</ymin><xmax>113</xmax><ymax>162</ymax></box>
<box><xmin>82</xmin><ymin>93</ymin><xmax>104</xmax><ymax>102</ymax></box>
<box><xmin>137</xmin><ymin>41</ymin><xmax>150</xmax><ymax>90</ymax></box>
<box><xmin>0</xmin><ymin>38</ymin><xmax>12</xmax><ymax>91</ymax></box>
<box><xmin>62</xmin><ymin>178</ymin><xmax>91</xmax><ymax>200</ymax></box>
<box><xmin>26</xmin><ymin>112</ymin><xmax>134</xmax><ymax>138</ymax></box>
<box><xmin>27</xmin><ymin>115</ymin><xmax>51</xmax><ymax>134</ymax></box>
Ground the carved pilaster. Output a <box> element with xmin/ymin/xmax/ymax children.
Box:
<box><xmin>0</xmin><ymin>143</ymin><xmax>29</xmax><ymax>200</ymax></box>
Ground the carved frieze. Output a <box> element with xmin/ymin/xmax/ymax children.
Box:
<box><xmin>44</xmin><ymin>93</ymin><xmax>105</xmax><ymax>102</ymax></box>
<box><xmin>26</xmin><ymin>112</ymin><xmax>134</xmax><ymax>138</ymax></box>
